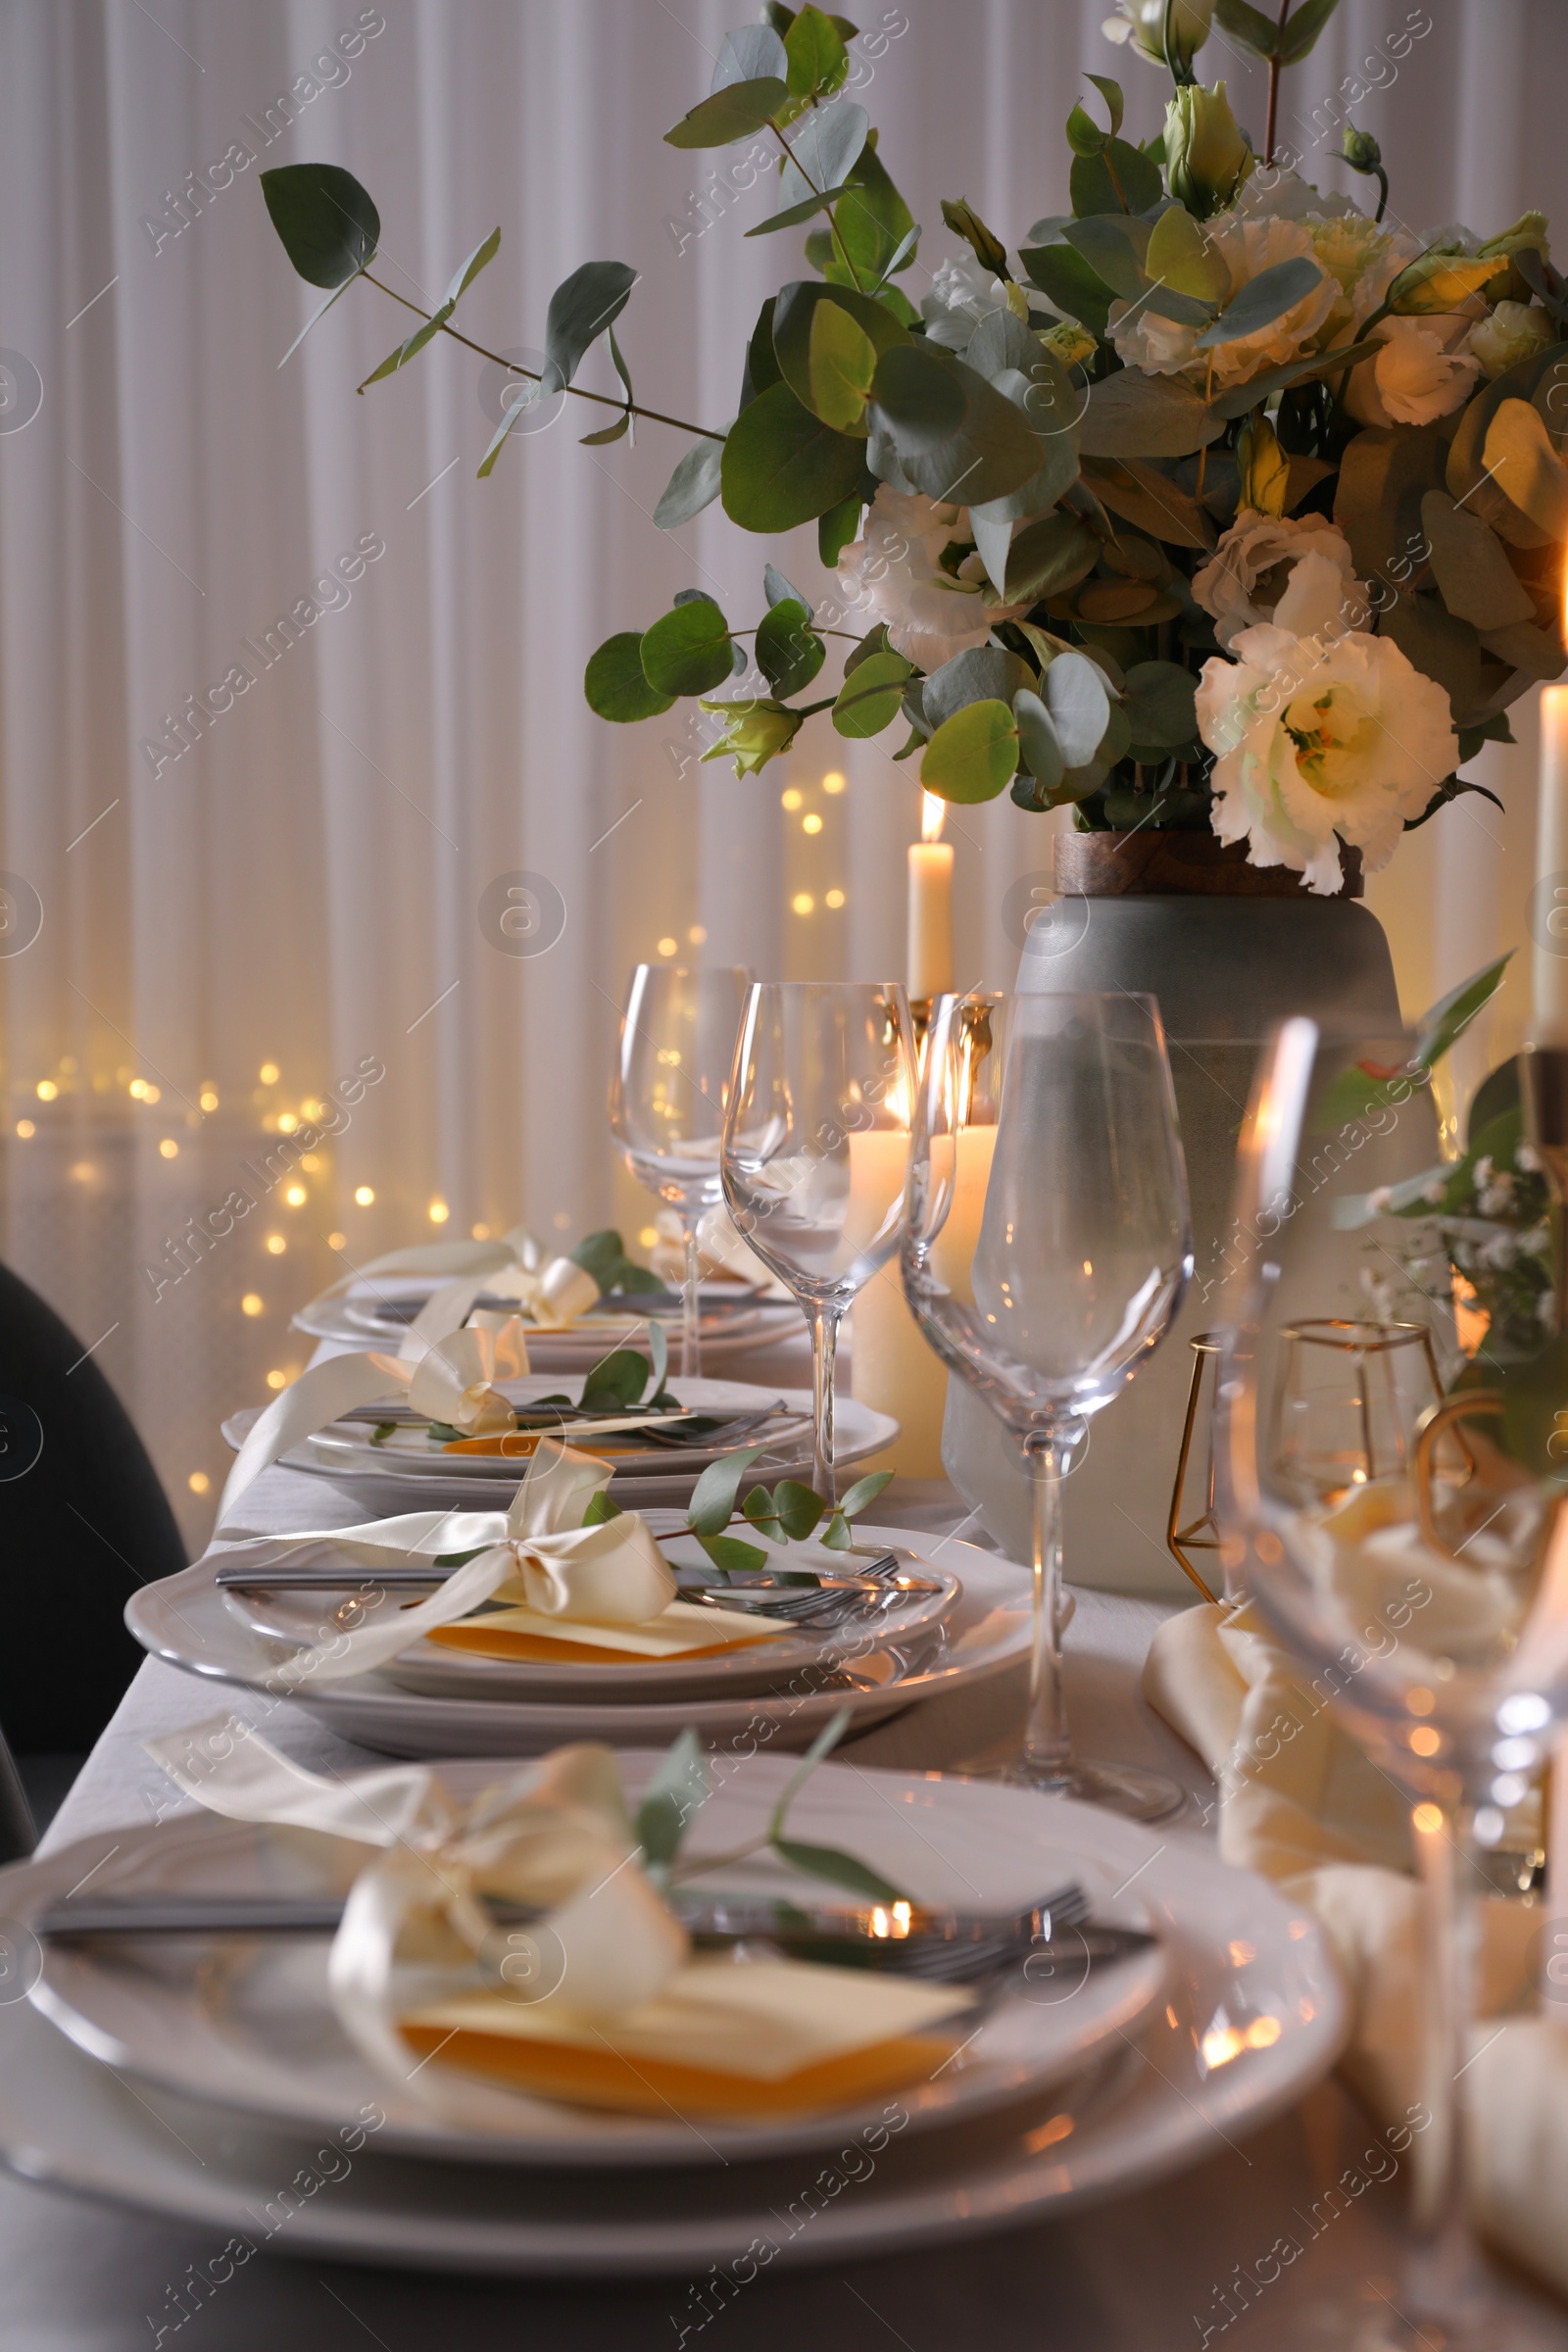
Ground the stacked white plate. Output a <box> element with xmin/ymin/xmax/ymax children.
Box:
<box><xmin>294</xmin><ymin>1275</ymin><xmax>802</xmax><ymax>1372</ymax></box>
<box><xmin>0</xmin><ymin>1755</ymin><xmax>1348</xmax><ymax>2272</ymax></box>
<box><xmin>221</xmin><ymin>1377</ymin><xmax>897</xmax><ymax>1514</ymax></box>
<box><xmin>128</xmin><ymin>1523</ymin><xmax>1034</xmax><ymax>1757</ymax></box>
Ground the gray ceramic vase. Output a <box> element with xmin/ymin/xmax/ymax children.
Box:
<box><xmin>941</xmin><ymin>831</ymin><xmax>1403</xmax><ymax>1597</ymax></box>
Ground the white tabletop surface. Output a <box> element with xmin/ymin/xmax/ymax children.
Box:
<box><xmin>0</xmin><ymin>1354</ymin><xmax>1414</xmax><ymax>2349</ymax></box>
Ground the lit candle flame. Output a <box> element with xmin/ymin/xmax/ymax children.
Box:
<box><xmin>920</xmin><ymin>791</ymin><xmax>946</xmax><ymax>845</ymax></box>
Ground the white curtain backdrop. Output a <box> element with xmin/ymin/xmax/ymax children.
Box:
<box><xmin>0</xmin><ymin>0</ymin><xmax>1564</xmax><ymax>1539</ymax></box>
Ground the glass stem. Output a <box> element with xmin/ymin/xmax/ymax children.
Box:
<box><xmin>680</xmin><ymin>1217</ymin><xmax>702</xmax><ymax>1381</ymax></box>
<box><xmin>807</xmin><ymin>1301</ymin><xmax>842</xmax><ymax>1504</ymax></box>
<box><xmin>1022</xmin><ymin>1433</ymin><xmax>1074</xmax><ymax>1776</ymax></box>
<box><xmin>1405</xmin><ymin>1799</ymin><xmax>1485</xmax><ymax>2318</ymax></box>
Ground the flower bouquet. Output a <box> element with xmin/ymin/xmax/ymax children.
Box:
<box><xmin>257</xmin><ymin>0</ymin><xmax>1568</xmax><ymax>899</ymax></box>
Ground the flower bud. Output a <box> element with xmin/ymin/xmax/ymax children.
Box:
<box><xmin>1468</xmin><ymin>299</ymin><xmax>1554</xmax><ymax>382</ymax></box>
<box><xmin>1040</xmin><ymin>318</ymin><xmax>1099</xmax><ymax>369</ymax></box>
<box><xmin>1476</xmin><ymin>212</ymin><xmax>1550</xmax><ymax>263</ymax></box>
<box><xmin>1386</xmin><ymin>248</ymin><xmax>1504</xmax><ymax>315</ymax></box>
<box><xmin>698</xmin><ymin>698</ymin><xmax>804</xmax><ymax>777</ymax></box>
<box><xmin>1237</xmin><ymin>412</ymin><xmax>1290</xmax><ymax>518</ymax></box>
<box><xmin>1102</xmin><ymin>0</ymin><xmax>1214</xmax><ymax>72</ymax></box>
<box><xmin>1341</xmin><ymin>124</ymin><xmax>1382</xmax><ymax>173</ymax></box>
<box><xmin>1163</xmin><ymin>81</ymin><xmax>1252</xmax><ymax>220</ymax></box>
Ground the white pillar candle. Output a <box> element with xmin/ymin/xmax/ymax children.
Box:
<box><xmin>1532</xmin><ymin>683</ymin><xmax>1568</xmax><ymax>1046</ymax></box>
<box><xmin>907</xmin><ymin>793</ymin><xmax>955</xmax><ymax>1001</ymax></box>
<box><xmin>850</xmin><ymin>1125</ymin><xmax>997</xmax><ymax>1474</ymax></box>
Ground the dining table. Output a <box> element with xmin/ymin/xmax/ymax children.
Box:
<box><xmin>0</xmin><ymin>1321</ymin><xmax>1422</xmax><ymax>2352</ymax></box>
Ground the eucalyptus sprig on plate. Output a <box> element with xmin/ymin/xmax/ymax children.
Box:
<box><xmin>583</xmin><ymin>1434</ymin><xmax>893</xmax><ymax>1569</ymax></box>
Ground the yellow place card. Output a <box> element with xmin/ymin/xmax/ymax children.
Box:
<box><xmin>424</xmin><ymin>1597</ymin><xmax>786</xmax><ymax>1662</ymax></box>
<box><xmin>400</xmin><ymin>1956</ymin><xmax>973</xmax><ymax>2117</ymax></box>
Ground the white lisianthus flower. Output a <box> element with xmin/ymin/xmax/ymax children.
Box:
<box><xmin>1112</xmin><ymin>213</ymin><xmax>1339</xmax><ymax>393</ymax></box>
<box><xmin>1232</xmin><ymin>169</ymin><xmax>1358</xmax><ymax>224</ymax></box>
<box><xmin>1468</xmin><ymin>299</ymin><xmax>1555</xmax><ymax>380</ymax></box>
<box><xmin>1345</xmin><ymin>314</ymin><xmax>1483</xmax><ymax>427</ymax></box>
<box><xmin>1193</xmin><ymin>514</ymin><xmax>1367</xmax><ymax>650</ymax></box>
<box><xmin>836</xmin><ymin>487</ymin><xmax>1008</xmax><ymax>669</ymax></box>
<box><xmin>1102</xmin><ymin>0</ymin><xmax>1213</xmax><ymax>64</ymax></box>
<box><xmin>1195</xmin><ymin>596</ymin><xmax>1459</xmax><ymax>895</ymax></box>
<box><xmin>920</xmin><ymin>254</ymin><xmax>1020</xmax><ymax>351</ymax></box>
<box><xmin>1304</xmin><ymin>215</ymin><xmax>1422</xmax><ymax>330</ymax></box>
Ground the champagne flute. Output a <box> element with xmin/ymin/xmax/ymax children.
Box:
<box><xmin>1212</xmin><ymin>1017</ymin><xmax>1568</xmax><ymax>2350</ymax></box>
<box><xmin>721</xmin><ymin>981</ymin><xmax>916</xmax><ymax>1500</ymax></box>
<box><xmin>904</xmin><ymin>991</ymin><xmax>1191</xmax><ymax>1819</ymax></box>
<box><xmin>609</xmin><ymin>964</ymin><xmax>751</xmax><ymax>1376</ymax></box>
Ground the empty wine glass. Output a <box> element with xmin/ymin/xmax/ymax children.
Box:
<box><xmin>609</xmin><ymin>964</ymin><xmax>751</xmax><ymax>1375</ymax></box>
<box><xmin>1212</xmin><ymin>1017</ymin><xmax>1568</xmax><ymax>2350</ymax></box>
<box><xmin>904</xmin><ymin>991</ymin><xmax>1192</xmax><ymax>1820</ymax></box>
<box><xmin>721</xmin><ymin>981</ymin><xmax>917</xmax><ymax>1499</ymax></box>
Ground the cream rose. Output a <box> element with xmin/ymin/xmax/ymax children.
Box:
<box><xmin>1193</xmin><ymin>514</ymin><xmax>1367</xmax><ymax>649</ymax></box>
<box><xmin>835</xmin><ymin>486</ymin><xmax>1002</xmax><ymax>669</ymax></box>
<box><xmin>1345</xmin><ymin>315</ymin><xmax>1483</xmax><ymax>427</ymax></box>
<box><xmin>1196</xmin><ymin>619</ymin><xmax>1458</xmax><ymax>896</ymax></box>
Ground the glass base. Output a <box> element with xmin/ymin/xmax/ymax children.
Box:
<box><xmin>956</xmin><ymin>1748</ymin><xmax>1188</xmax><ymax>1824</ymax></box>
<box><xmin>1233</xmin><ymin>2278</ymin><xmax>1568</xmax><ymax>2350</ymax></box>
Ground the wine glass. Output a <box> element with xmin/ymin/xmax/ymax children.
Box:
<box><xmin>1212</xmin><ymin>1017</ymin><xmax>1568</xmax><ymax>2350</ymax></box>
<box><xmin>609</xmin><ymin>964</ymin><xmax>751</xmax><ymax>1376</ymax></box>
<box><xmin>721</xmin><ymin>981</ymin><xmax>916</xmax><ymax>1499</ymax></box>
<box><xmin>904</xmin><ymin>991</ymin><xmax>1192</xmax><ymax>1819</ymax></box>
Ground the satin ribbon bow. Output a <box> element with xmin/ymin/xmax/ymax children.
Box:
<box><xmin>214</xmin><ymin>1438</ymin><xmax>676</xmax><ymax>1687</ymax></box>
<box><xmin>144</xmin><ymin>1721</ymin><xmax>687</xmax><ymax>2117</ymax></box>
<box><xmin>217</xmin><ymin>1312</ymin><xmax>540</xmax><ymax>1526</ymax></box>
<box><xmin>306</xmin><ymin>1225</ymin><xmax>602</xmax><ymax>1345</ymax></box>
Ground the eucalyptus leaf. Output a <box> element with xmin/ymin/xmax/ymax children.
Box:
<box><xmin>1013</xmin><ymin>689</ymin><xmax>1065</xmax><ymax>790</ymax></box>
<box><xmin>1120</xmin><ymin>660</ymin><xmax>1199</xmax><ymax>748</ymax></box>
<box><xmin>542</xmin><ymin>260</ymin><xmax>639</xmax><ymax>395</ymax></box>
<box><xmin>969</xmin><ymin>509</ymin><xmax>1014</xmax><ymax>596</ymax></box>
<box><xmin>665</xmin><ymin>76</ymin><xmax>789</xmax><ymax>149</ymax></box>
<box><xmin>745</xmin><ymin>181</ymin><xmax>855</xmax><ymax>238</ymax></box>
<box><xmin>1206</xmin><ymin>338</ymin><xmax>1381</xmax><ymax>420</ymax></box>
<box><xmin>580</xmin><ymin>1492</ymin><xmax>623</xmax><ymax>1528</ymax></box>
<box><xmin>1070</xmin><ymin>138</ymin><xmax>1162</xmax><ymax>219</ymax></box>
<box><xmin>920</xmin><ymin>700</ymin><xmax>1019</xmax><ymax>803</ymax></box>
<box><xmin>1212</xmin><ymin>0</ymin><xmax>1284</xmax><ymax>58</ymax></box>
<box><xmin>756</xmin><ymin>598</ymin><xmax>826</xmax><ymax>697</ymax></box>
<box><xmin>446</xmin><ymin>226</ymin><xmax>502</xmax><ymax>306</ymax></box>
<box><xmin>1000</xmin><ymin>510</ymin><xmax>1100</xmax><ymax>604</ymax></box>
<box><xmin>867</xmin><ymin>343</ymin><xmax>1042</xmax><ymax>505</ymax></box>
<box><xmin>1062</xmin><ymin>215</ymin><xmax>1151</xmax><ymax>302</ymax></box>
<box><xmin>687</xmin><ymin>1444</ymin><xmax>768</xmax><ymax>1538</ymax></box>
<box><xmin>1420</xmin><ymin>490</ymin><xmax>1537</xmax><ymax>631</ymax></box>
<box><xmin>836</xmin><ymin>1470</ymin><xmax>894</xmax><ymax>1517</ymax></box>
<box><xmin>764</xmin><ymin>563</ymin><xmax>810</xmax><ymax>610</ymax></box>
<box><xmin>772</xmin><ymin>280</ymin><xmax>910</xmax><ymax>417</ymax></box>
<box><xmin>710</xmin><ymin>23</ymin><xmax>788</xmax><ymax>89</ymax></box>
<box><xmin>818</xmin><ymin>492</ymin><xmax>864</xmax><ymax>566</ymax></box>
<box><xmin>584</xmin><ymin>632</ymin><xmax>675</xmax><ymax>722</ymax></box>
<box><xmin>964</xmin><ymin>308</ymin><xmax>1041</xmax><ymax>383</ymax></box>
<box><xmin>777</xmin><ymin>99</ymin><xmax>868</xmax><ymax>212</ymax></box>
<box><xmin>832</xmin><ymin>647</ymin><xmax>912</xmax><ymax>736</ymax></box>
<box><xmin>579</xmin><ymin>412</ymin><xmax>631</xmax><ymax>446</ymax></box>
<box><xmin>260</xmin><ymin>162</ymin><xmax>379</xmax><ymax>288</ymax></box>
<box><xmin>1018</xmin><ymin>243</ymin><xmax>1113</xmax><ymax>339</ymax></box>
<box><xmin>1084</xmin><ymin>73</ymin><xmax>1125</xmax><ymax>139</ymax></box>
<box><xmin>654</xmin><ymin>438</ymin><xmax>725</xmax><ymax>528</ymax></box>
<box><xmin>770</xmin><ymin>1837</ymin><xmax>906</xmax><ymax>1903</ymax></box>
<box><xmin>1145</xmin><ymin>204</ymin><xmax>1230</xmax><ymax>304</ymax></box>
<box><xmin>1081</xmin><ymin>456</ymin><xmax>1215</xmax><ymax>550</ymax></box>
<box><xmin>1080</xmin><ymin>370</ymin><xmax>1223</xmax><ymax>458</ymax></box>
<box><xmin>1278</xmin><ymin>0</ymin><xmax>1342</xmax><ymax>63</ymax></box>
<box><xmin>784</xmin><ymin>4</ymin><xmax>850</xmax><ymax>97</ymax></box>
<box><xmin>1045</xmin><ymin>651</ymin><xmax>1111</xmax><ymax>765</ymax></box>
<box><xmin>923</xmin><ymin>645</ymin><xmax>1028</xmax><ymax>731</ymax></box>
<box><xmin>721</xmin><ymin>379</ymin><xmax>866</xmax><ymax>531</ymax></box>
<box><xmin>1195</xmin><ymin>256</ymin><xmax>1324</xmax><ymax>351</ymax></box>
<box><xmin>633</xmin><ymin>1729</ymin><xmax>710</xmax><ymax>1871</ymax></box>
<box><xmin>699</xmin><ymin>1533</ymin><xmax>772</xmax><ymax>1576</ymax></box>
<box><xmin>808</xmin><ymin>299</ymin><xmax>878</xmax><ymax>432</ymax></box>
<box><xmin>640</xmin><ymin>599</ymin><xmax>734</xmax><ymax>696</ymax></box>
<box><xmin>358</xmin><ymin>299</ymin><xmax>455</xmax><ymax>389</ymax></box>
<box><xmin>771</xmin><ymin>1478</ymin><xmax>827</xmax><ymax>1541</ymax></box>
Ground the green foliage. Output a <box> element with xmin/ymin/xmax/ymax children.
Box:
<box><xmin>653</xmin><ymin>438</ymin><xmax>726</xmax><ymax>528</ymax></box>
<box><xmin>756</xmin><ymin>598</ymin><xmax>826</xmax><ymax>696</ymax></box>
<box><xmin>784</xmin><ymin>4</ymin><xmax>850</xmax><ymax>96</ymax></box>
<box><xmin>665</xmin><ymin>77</ymin><xmax>789</xmax><ymax>149</ymax></box>
<box><xmin>920</xmin><ymin>700</ymin><xmax>1019</xmax><ymax>803</ymax></box>
<box><xmin>570</xmin><ymin>1227</ymin><xmax>665</xmax><ymax>1297</ymax></box>
<box><xmin>832</xmin><ymin>647</ymin><xmax>912</xmax><ymax>736</ymax></box>
<box><xmin>542</xmin><ymin>261</ymin><xmax>640</xmax><ymax>394</ymax></box>
<box><xmin>808</xmin><ymin>300</ymin><xmax>879</xmax><ymax>432</ymax></box>
<box><xmin>720</xmin><ymin>379</ymin><xmax>866</xmax><ymax>530</ymax></box>
<box><xmin>261</xmin><ymin>163</ymin><xmax>378</xmax><ymax>287</ymax></box>
<box><xmin>640</xmin><ymin>598</ymin><xmax>735</xmax><ymax>696</ymax></box>
<box><xmin>584</xmin><ymin>632</ymin><xmax>675</xmax><ymax>723</ymax></box>
<box><xmin>634</xmin><ymin>1730</ymin><xmax>710</xmax><ymax>1874</ymax></box>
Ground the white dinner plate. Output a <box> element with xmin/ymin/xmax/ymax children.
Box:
<box><xmin>294</xmin><ymin>1278</ymin><xmax>801</xmax><ymax>1370</ymax></box>
<box><xmin>0</xmin><ymin>1768</ymin><xmax>1348</xmax><ymax>2272</ymax></box>
<box><xmin>23</xmin><ymin>1753</ymin><xmax>1169</xmax><ymax>2168</ymax></box>
<box><xmin>221</xmin><ymin>1382</ymin><xmax>897</xmax><ymax>1514</ymax></box>
<box><xmin>220</xmin><ymin>1538</ymin><xmax>963</xmax><ymax>1705</ymax></box>
<box><xmin>125</xmin><ymin>1528</ymin><xmax>1033</xmax><ymax>1756</ymax></box>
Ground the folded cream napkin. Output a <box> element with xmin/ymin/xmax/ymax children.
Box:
<box><xmin>210</xmin><ymin>1438</ymin><xmax>784</xmax><ymax>1683</ymax></box>
<box><xmin>218</xmin><ymin>1314</ymin><xmax>533</xmax><ymax>1525</ymax></box>
<box><xmin>305</xmin><ymin>1224</ymin><xmax>602</xmax><ymax>1338</ymax></box>
<box><xmin>1144</xmin><ymin>1591</ymin><xmax>1563</xmax><ymax>2293</ymax></box>
<box><xmin>147</xmin><ymin>1722</ymin><xmax>972</xmax><ymax>2122</ymax></box>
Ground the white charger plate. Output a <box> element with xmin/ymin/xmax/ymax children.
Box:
<box><xmin>23</xmin><ymin>1753</ymin><xmax>1168</xmax><ymax>2168</ymax></box>
<box><xmin>221</xmin><ymin>1382</ymin><xmax>896</xmax><ymax>1514</ymax></box>
<box><xmin>0</xmin><ymin>1767</ymin><xmax>1347</xmax><ymax>2273</ymax></box>
<box><xmin>125</xmin><ymin>1528</ymin><xmax>1032</xmax><ymax>1755</ymax></box>
<box><xmin>294</xmin><ymin>1279</ymin><xmax>800</xmax><ymax>1370</ymax></box>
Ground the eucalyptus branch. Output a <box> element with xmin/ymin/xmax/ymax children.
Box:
<box><xmin>1264</xmin><ymin>0</ymin><xmax>1291</xmax><ymax>167</ymax></box>
<box><xmin>770</xmin><ymin>119</ymin><xmax>864</xmax><ymax>292</ymax></box>
<box><xmin>359</xmin><ymin>270</ymin><xmax>725</xmax><ymax>441</ymax></box>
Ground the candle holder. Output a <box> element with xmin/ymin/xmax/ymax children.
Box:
<box><xmin>1521</xmin><ymin>1045</ymin><xmax>1568</xmax><ymax>1322</ymax></box>
<box><xmin>1166</xmin><ymin>1334</ymin><xmax>1222</xmax><ymax>1602</ymax></box>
